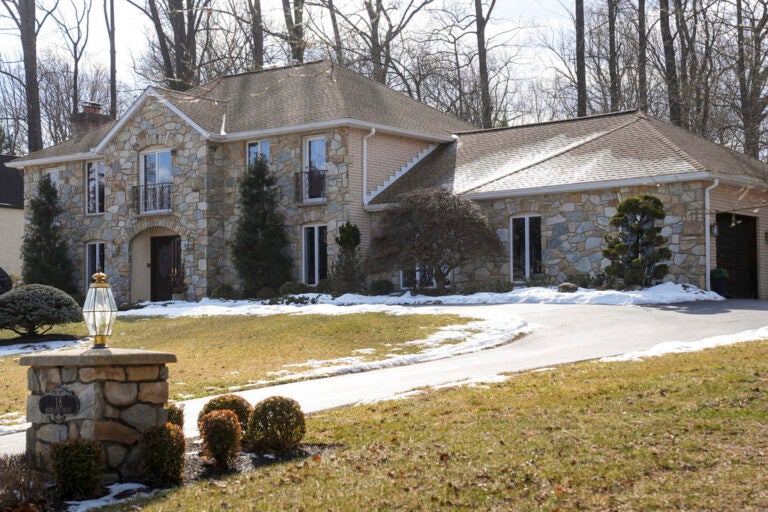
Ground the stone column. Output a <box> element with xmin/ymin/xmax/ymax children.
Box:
<box><xmin>19</xmin><ymin>348</ymin><xmax>176</xmax><ymax>483</ymax></box>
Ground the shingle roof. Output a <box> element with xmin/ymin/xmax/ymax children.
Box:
<box><xmin>11</xmin><ymin>121</ymin><xmax>116</xmax><ymax>163</ymax></box>
<box><xmin>371</xmin><ymin>111</ymin><xmax>768</xmax><ymax>203</ymax></box>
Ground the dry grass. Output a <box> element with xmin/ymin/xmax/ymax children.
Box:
<box><xmin>103</xmin><ymin>339</ymin><xmax>768</xmax><ymax>511</ymax></box>
<box><xmin>0</xmin><ymin>313</ymin><xmax>469</xmax><ymax>412</ymax></box>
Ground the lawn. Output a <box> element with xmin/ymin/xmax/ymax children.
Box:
<box><xmin>105</xmin><ymin>339</ymin><xmax>767</xmax><ymax>511</ymax></box>
<box><xmin>0</xmin><ymin>312</ymin><xmax>469</xmax><ymax>415</ymax></box>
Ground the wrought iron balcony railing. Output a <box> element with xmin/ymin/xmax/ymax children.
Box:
<box><xmin>294</xmin><ymin>169</ymin><xmax>326</xmax><ymax>203</ymax></box>
<box><xmin>132</xmin><ymin>183</ymin><xmax>173</xmax><ymax>213</ymax></box>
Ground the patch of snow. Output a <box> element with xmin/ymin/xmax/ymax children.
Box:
<box><xmin>0</xmin><ymin>422</ymin><xmax>29</xmax><ymax>435</ymax></box>
<box><xmin>601</xmin><ymin>325</ymin><xmax>768</xmax><ymax>362</ymax></box>
<box><xmin>0</xmin><ymin>338</ymin><xmax>88</xmax><ymax>358</ymax></box>
<box><xmin>65</xmin><ymin>483</ymin><xmax>152</xmax><ymax>512</ymax></box>
<box><xmin>351</xmin><ymin>348</ymin><xmax>376</xmax><ymax>355</ymax></box>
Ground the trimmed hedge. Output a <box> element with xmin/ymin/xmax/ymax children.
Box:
<box><xmin>245</xmin><ymin>396</ymin><xmax>306</xmax><ymax>453</ymax></box>
<box><xmin>140</xmin><ymin>423</ymin><xmax>186</xmax><ymax>488</ymax></box>
<box><xmin>200</xmin><ymin>410</ymin><xmax>242</xmax><ymax>469</ymax></box>
<box><xmin>0</xmin><ymin>284</ymin><xmax>82</xmax><ymax>336</ymax></box>
<box><xmin>50</xmin><ymin>438</ymin><xmax>102</xmax><ymax>500</ymax></box>
<box><xmin>166</xmin><ymin>402</ymin><xmax>184</xmax><ymax>428</ymax></box>
<box><xmin>197</xmin><ymin>394</ymin><xmax>252</xmax><ymax>432</ymax></box>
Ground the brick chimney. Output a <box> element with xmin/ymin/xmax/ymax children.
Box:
<box><xmin>71</xmin><ymin>101</ymin><xmax>112</xmax><ymax>138</ymax></box>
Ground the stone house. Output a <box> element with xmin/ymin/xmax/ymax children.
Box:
<box><xmin>8</xmin><ymin>61</ymin><xmax>768</xmax><ymax>301</ymax></box>
<box><xmin>0</xmin><ymin>155</ymin><xmax>24</xmax><ymax>285</ymax></box>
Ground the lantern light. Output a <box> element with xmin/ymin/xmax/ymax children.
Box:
<box><xmin>82</xmin><ymin>272</ymin><xmax>117</xmax><ymax>349</ymax></box>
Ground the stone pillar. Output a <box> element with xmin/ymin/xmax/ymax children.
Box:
<box><xmin>19</xmin><ymin>348</ymin><xmax>177</xmax><ymax>483</ymax></box>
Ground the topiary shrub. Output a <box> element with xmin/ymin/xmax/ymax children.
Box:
<box><xmin>50</xmin><ymin>438</ymin><xmax>102</xmax><ymax>500</ymax></box>
<box><xmin>369</xmin><ymin>279</ymin><xmax>394</xmax><ymax>296</ymax></box>
<box><xmin>197</xmin><ymin>394</ymin><xmax>253</xmax><ymax>432</ymax></box>
<box><xmin>140</xmin><ymin>423</ymin><xmax>185</xmax><ymax>488</ymax></box>
<box><xmin>200</xmin><ymin>410</ymin><xmax>242</xmax><ymax>470</ymax></box>
<box><xmin>245</xmin><ymin>396</ymin><xmax>306</xmax><ymax>453</ymax></box>
<box><xmin>166</xmin><ymin>402</ymin><xmax>184</xmax><ymax>428</ymax></box>
<box><xmin>279</xmin><ymin>281</ymin><xmax>308</xmax><ymax>296</ymax></box>
<box><xmin>0</xmin><ymin>284</ymin><xmax>82</xmax><ymax>336</ymax></box>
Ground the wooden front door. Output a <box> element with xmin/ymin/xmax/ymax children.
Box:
<box><xmin>716</xmin><ymin>213</ymin><xmax>758</xmax><ymax>299</ymax></box>
<box><xmin>150</xmin><ymin>236</ymin><xmax>181</xmax><ymax>301</ymax></box>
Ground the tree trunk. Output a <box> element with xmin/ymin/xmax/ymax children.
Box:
<box><xmin>576</xmin><ymin>0</ymin><xmax>587</xmax><ymax>117</ymax></box>
<box><xmin>474</xmin><ymin>0</ymin><xmax>494</xmax><ymax>128</ymax></box>
<box><xmin>735</xmin><ymin>0</ymin><xmax>760</xmax><ymax>157</ymax></box>
<box><xmin>659</xmin><ymin>0</ymin><xmax>682</xmax><ymax>125</ymax></box>
<box><xmin>19</xmin><ymin>0</ymin><xmax>43</xmax><ymax>153</ymax></box>
<box><xmin>105</xmin><ymin>0</ymin><xmax>117</xmax><ymax>118</ymax></box>
<box><xmin>282</xmin><ymin>0</ymin><xmax>305</xmax><ymax>63</ymax></box>
<box><xmin>638</xmin><ymin>0</ymin><xmax>647</xmax><ymax>112</ymax></box>
<box><xmin>608</xmin><ymin>0</ymin><xmax>619</xmax><ymax>111</ymax></box>
<box><xmin>327</xmin><ymin>0</ymin><xmax>344</xmax><ymax>63</ymax></box>
<box><xmin>674</xmin><ymin>0</ymin><xmax>690</xmax><ymax>129</ymax></box>
<box><xmin>248</xmin><ymin>0</ymin><xmax>264</xmax><ymax>69</ymax></box>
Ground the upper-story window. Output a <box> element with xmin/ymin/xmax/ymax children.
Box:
<box><xmin>139</xmin><ymin>150</ymin><xmax>172</xmax><ymax>213</ymax></box>
<box><xmin>86</xmin><ymin>161</ymin><xmax>105</xmax><ymax>215</ymax></box>
<box><xmin>297</xmin><ymin>135</ymin><xmax>326</xmax><ymax>202</ymax></box>
<box><xmin>247</xmin><ymin>140</ymin><xmax>270</xmax><ymax>167</ymax></box>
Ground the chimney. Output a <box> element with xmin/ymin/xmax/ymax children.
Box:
<box><xmin>71</xmin><ymin>101</ymin><xmax>112</xmax><ymax>138</ymax></box>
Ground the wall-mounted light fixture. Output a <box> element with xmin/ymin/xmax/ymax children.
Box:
<box><xmin>710</xmin><ymin>223</ymin><xmax>719</xmax><ymax>237</ymax></box>
<box><xmin>184</xmin><ymin>235</ymin><xmax>195</xmax><ymax>251</ymax></box>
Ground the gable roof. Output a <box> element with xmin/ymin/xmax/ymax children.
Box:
<box><xmin>11</xmin><ymin>61</ymin><xmax>472</xmax><ymax>167</ymax></box>
<box><xmin>0</xmin><ymin>155</ymin><xmax>23</xmax><ymax>209</ymax></box>
<box><xmin>370</xmin><ymin>111</ymin><xmax>768</xmax><ymax>204</ymax></box>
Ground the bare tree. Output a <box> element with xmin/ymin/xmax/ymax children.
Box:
<box><xmin>474</xmin><ymin>0</ymin><xmax>495</xmax><ymax>128</ymax></box>
<box><xmin>608</xmin><ymin>0</ymin><xmax>619</xmax><ymax>111</ymax></box>
<box><xmin>281</xmin><ymin>0</ymin><xmax>305</xmax><ymax>63</ymax></box>
<box><xmin>637</xmin><ymin>0</ymin><xmax>647</xmax><ymax>111</ymax></box>
<box><xmin>576</xmin><ymin>0</ymin><xmax>587</xmax><ymax>116</ymax></box>
<box><xmin>658</xmin><ymin>0</ymin><xmax>682</xmax><ymax>125</ymax></box>
<box><xmin>104</xmin><ymin>0</ymin><xmax>116</xmax><ymax>118</ymax></box>
<box><xmin>1</xmin><ymin>0</ymin><xmax>59</xmax><ymax>153</ymax></box>
<box><xmin>52</xmin><ymin>0</ymin><xmax>91</xmax><ymax>115</ymax></box>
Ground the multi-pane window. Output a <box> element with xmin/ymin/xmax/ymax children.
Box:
<box><xmin>140</xmin><ymin>150</ymin><xmax>172</xmax><ymax>212</ymax></box>
<box><xmin>247</xmin><ymin>140</ymin><xmax>270</xmax><ymax>166</ymax></box>
<box><xmin>303</xmin><ymin>225</ymin><xmax>328</xmax><ymax>286</ymax></box>
<box><xmin>301</xmin><ymin>135</ymin><xmax>326</xmax><ymax>201</ymax></box>
<box><xmin>510</xmin><ymin>216</ymin><xmax>542</xmax><ymax>281</ymax></box>
<box><xmin>86</xmin><ymin>242</ymin><xmax>105</xmax><ymax>287</ymax></box>
<box><xmin>86</xmin><ymin>161</ymin><xmax>105</xmax><ymax>214</ymax></box>
<box><xmin>401</xmin><ymin>265</ymin><xmax>439</xmax><ymax>289</ymax></box>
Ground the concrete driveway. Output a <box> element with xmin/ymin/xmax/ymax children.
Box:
<box><xmin>2</xmin><ymin>299</ymin><xmax>767</xmax><ymax>454</ymax></box>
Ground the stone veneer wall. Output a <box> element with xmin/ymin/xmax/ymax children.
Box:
<box><xmin>21</xmin><ymin>348</ymin><xmax>176</xmax><ymax>483</ymax></box>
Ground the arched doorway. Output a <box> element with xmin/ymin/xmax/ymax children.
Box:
<box><xmin>130</xmin><ymin>227</ymin><xmax>181</xmax><ymax>302</ymax></box>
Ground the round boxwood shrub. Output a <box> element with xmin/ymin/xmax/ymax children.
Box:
<box><xmin>279</xmin><ymin>281</ymin><xmax>307</xmax><ymax>296</ymax></box>
<box><xmin>245</xmin><ymin>396</ymin><xmax>306</xmax><ymax>453</ymax></box>
<box><xmin>200</xmin><ymin>409</ymin><xmax>242</xmax><ymax>470</ymax></box>
<box><xmin>0</xmin><ymin>284</ymin><xmax>82</xmax><ymax>336</ymax></box>
<box><xmin>50</xmin><ymin>438</ymin><xmax>103</xmax><ymax>500</ymax></box>
<box><xmin>369</xmin><ymin>279</ymin><xmax>395</xmax><ymax>296</ymax></box>
<box><xmin>140</xmin><ymin>423</ymin><xmax>185</xmax><ymax>488</ymax></box>
<box><xmin>166</xmin><ymin>402</ymin><xmax>184</xmax><ymax>428</ymax></box>
<box><xmin>197</xmin><ymin>394</ymin><xmax>253</xmax><ymax>432</ymax></box>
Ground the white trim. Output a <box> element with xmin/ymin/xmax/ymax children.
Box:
<box><xmin>6</xmin><ymin>152</ymin><xmax>97</xmax><ymax>168</ymax></box>
<box><xmin>139</xmin><ymin>149</ymin><xmax>173</xmax><ymax>214</ymax></box>
<box><xmin>704</xmin><ymin>179</ymin><xmax>720</xmax><ymax>291</ymax></box>
<box><xmin>510</xmin><ymin>215</ymin><xmax>542</xmax><ymax>282</ymax></box>
<box><xmin>463</xmin><ymin>172</ymin><xmax>714</xmax><ymax>201</ymax></box>
<box><xmin>362</xmin><ymin>127</ymin><xmax>376</xmax><ymax>205</ymax></box>
<box><xmin>85</xmin><ymin>241</ymin><xmax>106</xmax><ymax>290</ymax></box>
<box><xmin>246</xmin><ymin>139</ymin><xmax>271</xmax><ymax>166</ymax></box>
<box><xmin>92</xmin><ymin>88</ymin><xmax>213</xmax><ymax>154</ymax></box>
<box><xmin>85</xmin><ymin>160</ymin><xmax>106</xmax><ymax>215</ymax></box>
<box><xmin>302</xmin><ymin>135</ymin><xmax>327</xmax><ymax>203</ymax></box>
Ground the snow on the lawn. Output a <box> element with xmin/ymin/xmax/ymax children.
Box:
<box><xmin>602</xmin><ymin>325</ymin><xmax>768</xmax><ymax>362</ymax></box>
<box><xmin>65</xmin><ymin>483</ymin><xmax>152</xmax><ymax>512</ymax></box>
<box><xmin>120</xmin><ymin>282</ymin><xmax>721</xmax><ymax>319</ymax></box>
<box><xmin>0</xmin><ymin>337</ymin><xmax>88</xmax><ymax>357</ymax></box>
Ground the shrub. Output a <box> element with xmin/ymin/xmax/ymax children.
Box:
<box><xmin>200</xmin><ymin>410</ymin><xmax>242</xmax><ymax>470</ymax></box>
<box><xmin>0</xmin><ymin>284</ymin><xmax>82</xmax><ymax>336</ymax></box>
<box><xmin>245</xmin><ymin>396</ymin><xmax>306</xmax><ymax>453</ymax></box>
<box><xmin>256</xmin><ymin>287</ymin><xmax>278</xmax><ymax>299</ymax></box>
<box><xmin>0</xmin><ymin>454</ymin><xmax>49</xmax><ymax>510</ymax></box>
<box><xmin>567</xmin><ymin>273</ymin><xmax>607</xmax><ymax>290</ymax></box>
<box><xmin>316</xmin><ymin>278</ymin><xmax>333</xmax><ymax>294</ymax></box>
<box><xmin>166</xmin><ymin>402</ymin><xmax>184</xmax><ymax>428</ymax></box>
<box><xmin>198</xmin><ymin>394</ymin><xmax>253</xmax><ymax>432</ymax></box>
<box><xmin>279</xmin><ymin>281</ymin><xmax>308</xmax><ymax>296</ymax></box>
<box><xmin>210</xmin><ymin>284</ymin><xmax>239</xmax><ymax>300</ymax></box>
<box><xmin>50</xmin><ymin>438</ymin><xmax>102</xmax><ymax>500</ymax></box>
<box><xmin>140</xmin><ymin>423</ymin><xmax>185</xmax><ymax>488</ymax></box>
<box><xmin>369</xmin><ymin>279</ymin><xmax>394</xmax><ymax>296</ymax></box>
<box><xmin>330</xmin><ymin>222</ymin><xmax>363</xmax><ymax>294</ymax></box>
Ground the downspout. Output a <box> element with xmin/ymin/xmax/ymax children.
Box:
<box><xmin>362</xmin><ymin>127</ymin><xmax>376</xmax><ymax>205</ymax></box>
<box><xmin>704</xmin><ymin>178</ymin><xmax>719</xmax><ymax>290</ymax></box>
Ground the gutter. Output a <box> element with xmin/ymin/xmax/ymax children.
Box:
<box><xmin>362</xmin><ymin>127</ymin><xmax>376</xmax><ymax>206</ymax></box>
<box><xmin>704</xmin><ymin>178</ymin><xmax>720</xmax><ymax>291</ymax></box>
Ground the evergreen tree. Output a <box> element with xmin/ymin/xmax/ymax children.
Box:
<box><xmin>22</xmin><ymin>175</ymin><xmax>76</xmax><ymax>293</ymax></box>
<box><xmin>602</xmin><ymin>194</ymin><xmax>672</xmax><ymax>288</ymax></box>
<box><xmin>232</xmin><ymin>155</ymin><xmax>292</xmax><ymax>297</ymax></box>
<box><xmin>330</xmin><ymin>221</ymin><xmax>362</xmax><ymax>294</ymax></box>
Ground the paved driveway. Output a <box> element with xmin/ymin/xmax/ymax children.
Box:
<box><xmin>2</xmin><ymin>299</ymin><xmax>767</xmax><ymax>454</ymax></box>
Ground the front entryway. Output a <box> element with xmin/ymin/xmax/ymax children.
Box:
<box><xmin>716</xmin><ymin>213</ymin><xmax>758</xmax><ymax>299</ymax></box>
<box><xmin>150</xmin><ymin>236</ymin><xmax>181</xmax><ymax>301</ymax></box>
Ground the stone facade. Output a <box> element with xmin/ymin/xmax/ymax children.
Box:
<box><xmin>20</xmin><ymin>348</ymin><xmax>176</xmax><ymax>483</ymax></box>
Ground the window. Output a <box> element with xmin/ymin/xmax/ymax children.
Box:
<box><xmin>139</xmin><ymin>150</ymin><xmax>172</xmax><ymax>212</ymax></box>
<box><xmin>301</xmin><ymin>135</ymin><xmax>326</xmax><ymax>201</ymax></box>
<box><xmin>400</xmin><ymin>265</ymin><xmax>442</xmax><ymax>289</ymax></box>
<box><xmin>86</xmin><ymin>242</ymin><xmax>105</xmax><ymax>288</ymax></box>
<box><xmin>86</xmin><ymin>161</ymin><xmax>105</xmax><ymax>214</ymax></box>
<box><xmin>247</xmin><ymin>140</ymin><xmax>270</xmax><ymax>166</ymax></box>
<box><xmin>303</xmin><ymin>225</ymin><xmax>327</xmax><ymax>286</ymax></box>
<box><xmin>510</xmin><ymin>216</ymin><xmax>542</xmax><ymax>281</ymax></box>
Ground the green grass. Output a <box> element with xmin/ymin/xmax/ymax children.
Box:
<box><xmin>0</xmin><ymin>313</ymin><xmax>469</xmax><ymax>413</ymax></box>
<box><xmin>104</xmin><ymin>339</ymin><xmax>768</xmax><ymax>511</ymax></box>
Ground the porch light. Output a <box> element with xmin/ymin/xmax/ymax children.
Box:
<box><xmin>83</xmin><ymin>272</ymin><xmax>117</xmax><ymax>349</ymax></box>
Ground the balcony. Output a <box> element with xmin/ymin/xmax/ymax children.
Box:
<box><xmin>132</xmin><ymin>183</ymin><xmax>173</xmax><ymax>214</ymax></box>
<box><xmin>294</xmin><ymin>169</ymin><xmax>326</xmax><ymax>203</ymax></box>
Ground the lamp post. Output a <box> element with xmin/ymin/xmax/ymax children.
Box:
<box><xmin>82</xmin><ymin>272</ymin><xmax>117</xmax><ymax>349</ymax></box>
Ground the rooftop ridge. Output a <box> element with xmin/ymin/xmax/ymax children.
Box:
<box><xmin>453</xmin><ymin>109</ymin><xmax>641</xmax><ymax>135</ymax></box>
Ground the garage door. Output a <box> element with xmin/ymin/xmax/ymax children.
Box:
<box><xmin>715</xmin><ymin>213</ymin><xmax>758</xmax><ymax>298</ymax></box>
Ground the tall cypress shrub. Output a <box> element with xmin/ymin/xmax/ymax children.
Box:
<box><xmin>21</xmin><ymin>175</ymin><xmax>75</xmax><ymax>293</ymax></box>
<box><xmin>232</xmin><ymin>155</ymin><xmax>291</xmax><ymax>297</ymax></box>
